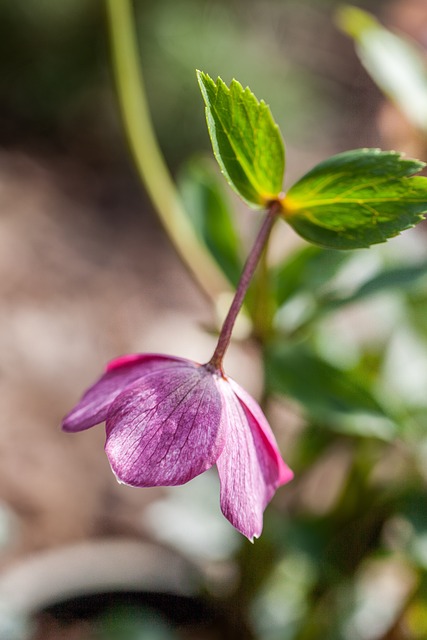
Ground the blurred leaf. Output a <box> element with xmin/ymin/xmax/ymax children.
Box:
<box><xmin>179</xmin><ymin>158</ymin><xmax>242</xmax><ymax>286</ymax></box>
<box><xmin>325</xmin><ymin>260</ymin><xmax>427</xmax><ymax>310</ymax></box>
<box><xmin>98</xmin><ymin>605</ymin><xmax>177</xmax><ymax>640</ymax></box>
<box><xmin>395</xmin><ymin>491</ymin><xmax>427</xmax><ymax>570</ymax></box>
<box><xmin>272</xmin><ymin>245</ymin><xmax>350</xmax><ymax>307</ymax></box>
<box><xmin>265</xmin><ymin>343</ymin><xmax>396</xmax><ymax>439</ymax></box>
<box><xmin>407</xmin><ymin>598</ymin><xmax>427</xmax><ymax>639</ymax></box>
<box><xmin>284</xmin><ymin>149</ymin><xmax>427</xmax><ymax>249</ymax></box>
<box><xmin>251</xmin><ymin>552</ymin><xmax>316</xmax><ymax>640</ymax></box>
<box><xmin>336</xmin><ymin>5</ymin><xmax>427</xmax><ymax>132</ymax></box>
<box><xmin>197</xmin><ymin>71</ymin><xmax>285</xmax><ymax>208</ymax></box>
<box><xmin>292</xmin><ymin>424</ymin><xmax>338</xmax><ymax>473</ymax></box>
<box><xmin>385</xmin><ymin>490</ymin><xmax>427</xmax><ymax>586</ymax></box>
<box><xmin>407</xmin><ymin>290</ymin><xmax>427</xmax><ymax>338</ymax></box>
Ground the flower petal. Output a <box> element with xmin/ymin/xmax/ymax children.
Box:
<box><xmin>62</xmin><ymin>353</ymin><xmax>188</xmax><ymax>432</ymax></box>
<box><xmin>105</xmin><ymin>364</ymin><xmax>226</xmax><ymax>486</ymax></box>
<box><xmin>215</xmin><ymin>377</ymin><xmax>292</xmax><ymax>540</ymax></box>
<box><xmin>228</xmin><ymin>378</ymin><xmax>294</xmax><ymax>485</ymax></box>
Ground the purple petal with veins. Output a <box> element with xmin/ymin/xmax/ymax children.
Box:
<box><xmin>215</xmin><ymin>376</ymin><xmax>293</xmax><ymax>540</ymax></box>
<box><xmin>62</xmin><ymin>354</ymin><xmax>188</xmax><ymax>432</ymax></box>
<box><xmin>228</xmin><ymin>378</ymin><xmax>294</xmax><ymax>486</ymax></box>
<box><xmin>105</xmin><ymin>364</ymin><xmax>225</xmax><ymax>486</ymax></box>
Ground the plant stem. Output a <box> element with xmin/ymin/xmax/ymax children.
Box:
<box><xmin>251</xmin><ymin>240</ymin><xmax>274</xmax><ymax>343</ymax></box>
<box><xmin>105</xmin><ymin>0</ymin><xmax>228</xmax><ymax>299</ymax></box>
<box><xmin>208</xmin><ymin>203</ymin><xmax>280</xmax><ymax>371</ymax></box>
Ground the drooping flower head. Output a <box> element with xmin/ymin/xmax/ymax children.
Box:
<box><xmin>63</xmin><ymin>208</ymin><xmax>293</xmax><ymax>539</ymax></box>
<box><xmin>63</xmin><ymin>353</ymin><xmax>293</xmax><ymax>540</ymax></box>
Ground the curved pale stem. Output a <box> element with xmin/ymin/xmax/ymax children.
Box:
<box><xmin>105</xmin><ymin>0</ymin><xmax>228</xmax><ymax>299</ymax></box>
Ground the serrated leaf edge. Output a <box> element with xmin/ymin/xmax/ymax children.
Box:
<box><xmin>197</xmin><ymin>70</ymin><xmax>284</xmax><ymax>207</ymax></box>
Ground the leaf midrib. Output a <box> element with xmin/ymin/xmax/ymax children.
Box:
<box><xmin>287</xmin><ymin>194</ymin><xmax>427</xmax><ymax>209</ymax></box>
<box><xmin>210</xmin><ymin>88</ymin><xmax>277</xmax><ymax>202</ymax></box>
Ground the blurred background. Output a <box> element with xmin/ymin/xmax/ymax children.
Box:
<box><xmin>1</xmin><ymin>0</ymin><xmax>427</xmax><ymax>638</ymax></box>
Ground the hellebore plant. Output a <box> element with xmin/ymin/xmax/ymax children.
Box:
<box><xmin>63</xmin><ymin>205</ymin><xmax>293</xmax><ymax>540</ymax></box>
<box><xmin>63</xmin><ymin>71</ymin><xmax>427</xmax><ymax>539</ymax></box>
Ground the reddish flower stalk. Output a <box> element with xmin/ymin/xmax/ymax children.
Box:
<box><xmin>209</xmin><ymin>202</ymin><xmax>280</xmax><ymax>371</ymax></box>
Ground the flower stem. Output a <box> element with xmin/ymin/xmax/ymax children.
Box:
<box><xmin>105</xmin><ymin>0</ymin><xmax>228</xmax><ymax>299</ymax></box>
<box><xmin>209</xmin><ymin>202</ymin><xmax>280</xmax><ymax>371</ymax></box>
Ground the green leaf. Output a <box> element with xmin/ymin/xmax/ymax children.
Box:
<box><xmin>272</xmin><ymin>245</ymin><xmax>350</xmax><ymax>308</ymax></box>
<box><xmin>283</xmin><ymin>149</ymin><xmax>427</xmax><ymax>250</ymax></box>
<box><xmin>395</xmin><ymin>491</ymin><xmax>427</xmax><ymax>570</ymax></box>
<box><xmin>98</xmin><ymin>605</ymin><xmax>178</xmax><ymax>640</ymax></box>
<box><xmin>407</xmin><ymin>290</ymin><xmax>427</xmax><ymax>339</ymax></box>
<box><xmin>265</xmin><ymin>343</ymin><xmax>396</xmax><ymax>439</ymax></box>
<box><xmin>197</xmin><ymin>70</ymin><xmax>285</xmax><ymax>208</ymax></box>
<box><xmin>179</xmin><ymin>158</ymin><xmax>242</xmax><ymax>286</ymax></box>
<box><xmin>325</xmin><ymin>260</ymin><xmax>427</xmax><ymax>310</ymax></box>
<box><xmin>336</xmin><ymin>5</ymin><xmax>427</xmax><ymax>132</ymax></box>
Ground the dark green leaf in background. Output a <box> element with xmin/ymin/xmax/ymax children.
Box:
<box><xmin>272</xmin><ymin>245</ymin><xmax>350</xmax><ymax>308</ymax></box>
<box><xmin>179</xmin><ymin>158</ymin><xmax>242</xmax><ymax>286</ymax></box>
<box><xmin>197</xmin><ymin>70</ymin><xmax>285</xmax><ymax>208</ymax></box>
<box><xmin>406</xmin><ymin>290</ymin><xmax>427</xmax><ymax>339</ymax></box>
<box><xmin>324</xmin><ymin>260</ymin><xmax>427</xmax><ymax>311</ymax></box>
<box><xmin>283</xmin><ymin>149</ymin><xmax>427</xmax><ymax>249</ymax></box>
<box><xmin>97</xmin><ymin>605</ymin><xmax>177</xmax><ymax>640</ymax></box>
<box><xmin>265</xmin><ymin>343</ymin><xmax>395</xmax><ymax>439</ymax></box>
<box><xmin>390</xmin><ymin>491</ymin><xmax>427</xmax><ymax>570</ymax></box>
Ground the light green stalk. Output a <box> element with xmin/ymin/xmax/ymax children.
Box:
<box><xmin>105</xmin><ymin>0</ymin><xmax>228</xmax><ymax>299</ymax></box>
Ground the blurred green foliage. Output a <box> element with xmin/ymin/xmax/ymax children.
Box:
<box><xmin>178</xmin><ymin>158</ymin><xmax>243</xmax><ymax>286</ymax></box>
<box><xmin>0</xmin><ymin>0</ymin><xmax>104</xmax><ymax>135</ymax></box>
<box><xmin>97</xmin><ymin>606</ymin><xmax>178</xmax><ymax>640</ymax></box>
<box><xmin>0</xmin><ymin>0</ymin><xmax>350</xmax><ymax>164</ymax></box>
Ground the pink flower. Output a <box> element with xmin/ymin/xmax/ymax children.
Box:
<box><xmin>62</xmin><ymin>353</ymin><xmax>293</xmax><ymax>540</ymax></box>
